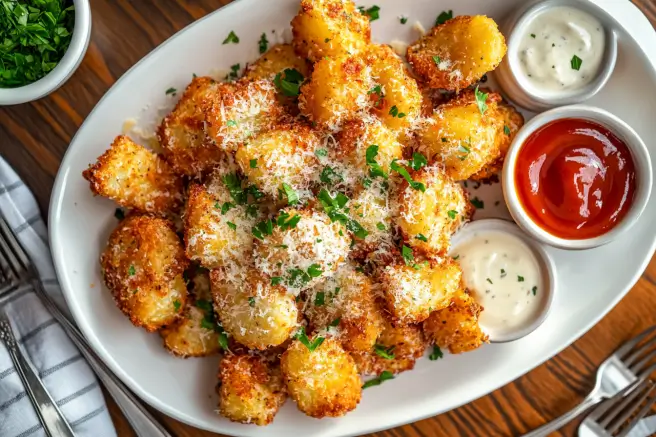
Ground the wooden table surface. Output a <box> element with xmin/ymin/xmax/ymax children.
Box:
<box><xmin>1</xmin><ymin>1</ymin><xmax>655</xmax><ymax>436</ymax></box>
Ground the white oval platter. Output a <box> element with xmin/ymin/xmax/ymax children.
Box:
<box><xmin>49</xmin><ymin>0</ymin><xmax>656</xmax><ymax>436</ymax></box>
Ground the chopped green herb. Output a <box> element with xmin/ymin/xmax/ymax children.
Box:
<box><xmin>324</xmin><ymin>37</ymin><xmax>331</xmax><ymax>43</ymax></box>
<box><xmin>474</xmin><ymin>85</ymin><xmax>488</xmax><ymax>115</ymax></box>
<box><xmin>295</xmin><ymin>327</ymin><xmax>324</xmax><ymax>352</ymax></box>
<box><xmin>447</xmin><ymin>210</ymin><xmax>458</xmax><ymax>220</ymax></box>
<box><xmin>429</xmin><ymin>345</ymin><xmax>444</xmax><ymax>360</ymax></box>
<box><xmin>530</xmin><ymin>33</ymin><xmax>536</xmax><ymax>39</ymax></box>
<box><xmin>314</xmin><ymin>291</ymin><xmax>325</xmax><ymax>306</ymax></box>
<box><xmin>391</xmin><ymin>160</ymin><xmax>425</xmax><ymax>192</ymax></box>
<box><xmin>222</xmin><ymin>30</ymin><xmax>239</xmax><ymax>44</ymax></box>
<box><xmin>470</xmin><ymin>197</ymin><xmax>484</xmax><ymax>209</ymax></box>
<box><xmin>258</xmin><ymin>32</ymin><xmax>268</xmax><ymax>53</ymax></box>
<box><xmin>376</xmin><ymin>222</ymin><xmax>386</xmax><ymax>231</ymax></box>
<box><xmin>452</xmin><ymin>255</ymin><xmax>460</xmax><ymax>260</ymax></box>
<box><xmin>277</xmin><ymin>211</ymin><xmax>301</xmax><ymax>230</ymax></box>
<box><xmin>173</xmin><ymin>300</ymin><xmax>181</xmax><ymax>311</ymax></box>
<box><xmin>358</xmin><ymin>5</ymin><xmax>380</xmax><ymax>21</ymax></box>
<box><xmin>486</xmin><ymin>278</ymin><xmax>493</xmax><ymax>284</ymax></box>
<box><xmin>320</xmin><ymin>166</ymin><xmax>343</xmax><ymax>185</ymax></box>
<box><xmin>128</xmin><ymin>265</ymin><xmax>136</xmax><ymax>276</ymax></box>
<box><xmin>432</xmin><ymin>55</ymin><xmax>442</xmax><ymax>66</ymax></box>
<box><xmin>226</xmin><ymin>63</ymin><xmax>240</xmax><ymax>80</ymax></box>
<box><xmin>518</xmin><ymin>276</ymin><xmax>525</xmax><ymax>282</ymax></box>
<box><xmin>315</xmin><ymin>148</ymin><xmax>328</xmax><ymax>158</ymax></box>
<box><xmin>401</xmin><ymin>245</ymin><xmax>415</xmax><ymax>266</ymax></box>
<box><xmin>281</xmin><ymin>183</ymin><xmax>299</xmax><ymax>205</ymax></box>
<box><xmin>245</xmin><ymin>204</ymin><xmax>259</xmax><ymax>218</ymax></box>
<box><xmin>500</xmin><ymin>269</ymin><xmax>507</xmax><ymax>278</ymax></box>
<box><xmin>249</xmin><ymin>159</ymin><xmax>258</xmax><ymax>168</ymax></box>
<box><xmin>216</xmin><ymin>322</ymin><xmax>229</xmax><ymax>351</ymax></box>
<box><xmin>221</xmin><ymin>202</ymin><xmax>235</xmax><ymax>215</ymax></box>
<box><xmin>274</xmin><ymin>68</ymin><xmax>304</xmax><ymax>97</ymax></box>
<box><xmin>368</xmin><ymin>84</ymin><xmax>384</xmax><ymax>107</ymax></box>
<box><xmin>410</xmin><ymin>152</ymin><xmax>427</xmax><ymax>171</ymax></box>
<box><xmin>223</xmin><ymin>173</ymin><xmax>247</xmax><ymax>204</ymax></box>
<box><xmin>366</xmin><ymin>145</ymin><xmax>389</xmax><ymax>179</ymax></box>
<box><xmin>252</xmin><ymin>219</ymin><xmax>274</xmax><ymax>240</ymax></box>
<box><xmin>373</xmin><ymin>344</ymin><xmax>395</xmax><ymax>360</ymax></box>
<box><xmin>504</xmin><ymin>125</ymin><xmax>511</xmax><ymax>135</ymax></box>
<box><xmin>165</xmin><ymin>87</ymin><xmax>177</xmax><ymax>96</ymax></box>
<box><xmin>329</xmin><ymin>317</ymin><xmax>341</xmax><ymax>327</ymax></box>
<box><xmin>248</xmin><ymin>297</ymin><xmax>256</xmax><ymax>307</ymax></box>
<box><xmin>435</xmin><ymin>10</ymin><xmax>453</xmax><ymax>25</ymax></box>
<box><xmin>114</xmin><ymin>208</ymin><xmax>125</xmax><ymax>220</ymax></box>
<box><xmin>416</xmin><ymin>234</ymin><xmax>428</xmax><ymax>242</ymax></box>
<box><xmin>307</xmin><ymin>264</ymin><xmax>323</xmax><ymax>278</ymax></box>
<box><xmin>388</xmin><ymin>105</ymin><xmax>406</xmax><ymax>118</ymax></box>
<box><xmin>196</xmin><ymin>299</ymin><xmax>213</xmax><ymax>312</ymax></box>
<box><xmin>271</xmin><ymin>277</ymin><xmax>283</xmax><ymax>286</ymax></box>
<box><xmin>400</xmin><ymin>16</ymin><xmax>408</xmax><ymax>24</ymax></box>
<box><xmin>532</xmin><ymin>286</ymin><xmax>538</xmax><ymax>295</ymax></box>
<box><xmin>227</xmin><ymin>221</ymin><xmax>237</xmax><ymax>230</ymax></box>
<box><xmin>571</xmin><ymin>55</ymin><xmax>583</xmax><ymax>71</ymax></box>
<box><xmin>362</xmin><ymin>370</ymin><xmax>394</xmax><ymax>388</ymax></box>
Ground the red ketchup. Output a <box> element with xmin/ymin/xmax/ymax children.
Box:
<box><xmin>515</xmin><ymin>118</ymin><xmax>636</xmax><ymax>240</ymax></box>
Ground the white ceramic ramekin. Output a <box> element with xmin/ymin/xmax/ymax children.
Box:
<box><xmin>0</xmin><ymin>0</ymin><xmax>92</xmax><ymax>106</ymax></box>
<box><xmin>495</xmin><ymin>0</ymin><xmax>618</xmax><ymax>112</ymax></box>
<box><xmin>502</xmin><ymin>105</ymin><xmax>653</xmax><ymax>250</ymax></box>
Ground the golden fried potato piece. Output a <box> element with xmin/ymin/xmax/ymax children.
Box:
<box><xmin>380</xmin><ymin>258</ymin><xmax>462</xmax><ymax>325</ymax></box>
<box><xmin>471</xmin><ymin>102</ymin><xmax>524</xmax><ymax>180</ymax></box>
<box><xmin>235</xmin><ymin>123</ymin><xmax>320</xmax><ymax>203</ymax></box>
<box><xmin>394</xmin><ymin>166</ymin><xmax>472</xmax><ymax>257</ymax></box>
<box><xmin>211</xmin><ymin>268</ymin><xmax>298</xmax><ymax>350</ymax></box>
<box><xmin>100</xmin><ymin>215</ymin><xmax>188</xmax><ymax>331</ymax></box>
<box><xmin>281</xmin><ymin>337</ymin><xmax>361</xmax><ymax>418</ymax></box>
<box><xmin>366</xmin><ymin>45</ymin><xmax>422</xmax><ymax>131</ymax></box>
<box><xmin>305</xmin><ymin>263</ymin><xmax>385</xmax><ymax>352</ymax></box>
<box><xmin>423</xmin><ymin>289</ymin><xmax>489</xmax><ymax>354</ymax></box>
<box><xmin>347</xmin><ymin>181</ymin><xmax>395</xmax><ymax>257</ymax></box>
<box><xmin>291</xmin><ymin>0</ymin><xmax>371</xmax><ymax>62</ymax></box>
<box><xmin>83</xmin><ymin>135</ymin><xmax>184</xmax><ymax>215</ymax></box>
<box><xmin>157</xmin><ymin>76</ymin><xmax>228</xmax><ymax>177</ymax></box>
<box><xmin>184</xmin><ymin>171</ymin><xmax>261</xmax><ymax>269</ymax></box>
<box><xmin>351</xmin><ymin>321</ymin><xmax>428</xmax><ymax>375</ymax></box>
<box><xmin>218</xmin><ymin>354</ymin><xmax>286</xmax><ymax>425</ymax></box>
<box><xmin>253</xmin><ymin>208</ymin><xmax>351</xmax><ymax>293</ymax></box>
<box><xmin>203</xmin><ymin>79</ymin><xmax>283</xmax><ymax>152</ymax></box>
<box><xmin>415</xmin><ymin>89</ymin><xmax>507</xmax><ymax>181</ymax></box>
<box><xmin>299</xmin><ymin>54</ymin><xmax>374</xmax><ymax>130</ymax></box>
<box><xmin>160</xmin><ymin>299</ymin><xmax>220</xmax><ymax>357</ymax></box>
<box><xmin>245</xmin><ymin>44</ymin><xmax>310</xmax><ymax>81</ymax></box>
<box><xmin>407</xmin><ymin>15</ymin><xmax>506</xmax><ymax>91</ymax></box>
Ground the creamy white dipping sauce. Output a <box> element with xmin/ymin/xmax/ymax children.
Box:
<box><xmin>517</xmin><ymin>6</ymin><xmax>605</xmax><ymax>92</ymax></box>
<box><xmin>452</xmin><ymin>231</ymin><xmax>544</xmax><ymax>339</ymax></box>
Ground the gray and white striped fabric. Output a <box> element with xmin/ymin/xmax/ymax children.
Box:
<box><xmin>0</xmin><ymin>158</ymin><xmax>116</xmax><ymax>437</ymax></box>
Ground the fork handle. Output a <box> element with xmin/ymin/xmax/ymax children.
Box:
<box><xmin>522</xmin><ymin>393</ymin><xmax>604</xmax><ymax>437</ymax></box>
<box><xmin>34</xmin><ymin>283</ymin><xmax>173</xmax><ymax>437</ymax></box>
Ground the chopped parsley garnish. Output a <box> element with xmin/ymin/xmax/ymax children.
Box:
<box><xmin>504</xmin><ymin>125</ymin><xmax>511</xmax><ymax>135</ymax></box>
<box><xmin>281</xmin><ymin>183</ymin><xmax>299</xmax><ymax>205</ymax></box>
<box><xmin>226</xmin><ymin>119</ymin><xmax>237</xmax><ymax>127</ymax></box>
<box><xmin>128</xmin><ymin>265</ymin><xmax>136</xmax><ymax>276</ymax></box>
<box><xmin>532</xmin><ymin>286</ymin><xmax>538</xmax><ymax>295</ymax></box>
<box><xmin>416</xmin><ymin>234</ymin><xmax>428</xmax><ymax>242</ymax></box>
<box><xmin>274</xmin><ymin>68</ymin><xmax>304</xmax><ymax>97</ymax></box>
<box><xmin>366</xmin><ymin>145</ymin><xmax>389</xmax><ymax>179</ymax></box>
<box><xmin>486</xmin><ymin>278</ymin><xmax>493</xmax><ymax>284</ymax></box>
<box><xmin>252</xmin><ymin>219</ymin><xmax>274</xmax><ymax>240</ymax></box>
<box><xmin>410</xmin><ymin>152</ymin><xmax>427</xmax><ymax>171</ymax></box>
<box><xmin>452</xmin><ymin>255</ymin><xmax>460</xmax><ymax>260</ymax></box>
<box><xmin>196</xmin><ymin>299</ymin><xmax>212</xmax><ymax>312</ymax></box>
<box><xmin>249</xmin><ymin>159</ymin><xmax>258</xmax><ymax>168</ymax></box>
<box><xmin>401</xmin><ymin>245</ymin><xmax>415</xmax><ymax>266</ymax></box>
<box><xmin>314</xmin><ymin>291</ymin><xmax>325</xmax><ymax>306</ymax></box>
<box><xmin>221</xmin><ymin>202</ymin><xmax>235</xmax><ymax>214</ymax></box>
<box><xmin>530</xmin><ymin>33</ymin><xmax>536</xmax><ymax>39</ymax></box>
<box><xmin>429</xmin><ymin>345</ymin><xmax>444</xmax><ymax>360</ymax></box>
<box><xmin>295</xmin><ymin>327</ymin><xmax>324</xmax><ymax>352</ymax></box>
<box><xmin>216</xmin><ymin>323</ymin><xmax>229</xmax><ymax>351</ymax></box>
<box><xmin>248</xmin><ymin>297</ymin><xmax>256</xmax><ymax>307</ymax></box>
<box><xmin>196</xmin><ymin>299</ymin><xmax>229</xmax><ymax>350</ymax></box>
<box><xmin>114</xmin><ymin>208</ymin><xmax>125</xmax><ymax>220</ymax></box>
<box><xmin>320</xmin><ymin>166</ymin><xmax>343</xmax><ymax>185</ymax></box>
<box><xmin>376</xmin><ymin>222</ymin><xmax>386</xmax><ymax>231</ymax></box>
<box><xmin>518</xmin><ymin>275</ymin><xmax>525</xmax><ymax>282</ymax></box>
<box><xmin>368</xmin><ymin>84</ymin><xmax>384</xmax><ymax>107</ymax></box>
<box><xmin>374</xmin><ymin>344</ymin><xmax>395</xmax><ymax>360</ymax></box>
<box><xmin>226</xmin><ymin>63</ymin><xmax>240</xmax><ymax>80</ymax></box>
<box><xmin>165</xmin><ymin>87</ymin><xmax>177</xmax><ymax>96</ymax></box>
<box><xmin>277</xmin><ymin>211</ymin><xmax>301</xmax><ymax>230</ymax></box>
<box><xmin>315</xmin><ymin>148</ymin><xmax>328</xmax><ymax>158</ymax></box>
<box><xmin>358</xmin><ymin>5</ymin><xmax>380</xmax><ymax>21</ymax></box>
<box><xmin>271</xmin><ymin>277</ymin><xmax>283</xmax><ymax>286</ymax></box>
<box><xmin>307</xmin><ymin>264</ymin><xmax>323</xmax><ymax>278</ymax></box>
<box><xmin>470</xmin><ymin>197</ymin><xmax>484</xmax><ymax>209</ymax></box>
<box><xmin>227</xmin><ymin>221</ymin><xmax>237</xmax><ymax>231</ymax></box>
<box><xmin>173</xmin><ymin>300</ymin><xmax>181</xmax><ymax>311</ymax></box>
<box><xmin>317</xmin><ymin>189</ymin><xmax>368</xmax><ymax>239</ymax></box>
<box><xmin>435</xmin><ymin>10</ymin><xmax>453</xmax><ymax>25</ymax></box>
<box><xmin>362</xmin><ymin>370</ymin><xmax>394</xmax><ymax>389</ymax></box>
<box><xmin>258</xmin><ymin>32</ymin><xmax>268</xmax><ymax>53</ymax></box>
<box><xmin>388</xmin><ymin>105</ymin><xmax>406</xmax><ymax>118</ymax></box>
<box><xmin>329</xmin><ymin>317</ymin><xmax>341</xmax><ymax>327</ymax></box>
<box><xmin>457</xmin><ymin>141</ymin><xmax>471</xmax><ymax>160</ymax></box>
<box><xmin>245</xmin><ymin>204</ymin><xmax>259</xmax><ymax>218</ymax></box>
<box><xmin>222</xmin><ymin>30</ymin><xmax>239</xmax><ymax>44</ymax></box>
<box><xmin>223</xmin><ymin>173</ymin><xmax>247</xmax><ymax>204</ymax></box>
<box><xmin>432</xmin><ymin>55</ymin><xmax>442</xmax><ymax>66</ymax></box>
<box><xmin>571</xmin><ymin>55</ymin><xmax>583</xmax><ymax>71</ymax></box>
<box><xmin>500</xmin><ymin>269</ymin><xmax>507</xmax><ymax>278</ymax></box>
<box><xmin>447</xmin><ymin>210</ymin><xmax>458</xmax><ymax>220</ymax></box>
<box><xmin>391</xmin><ymin>160</ymin><xmax>425</xmax><ymax>192</ymax></box>
<box><xmin>400</xmin><ymin>16</ymin><xmax>408</xmax><ymax>24</ymax></box>
<box><xmin>474</xmin><ymin>85</ymin><xmax>488</xmax><ymax>115</ymax></box>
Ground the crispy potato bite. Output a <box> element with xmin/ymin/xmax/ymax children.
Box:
<box><xmin>380</xmin><ymin>258</ymin><xmax>462</xmax><ymax>325</ymax></box>
<box><xmin>305</xmin><ymin>263</ymin><xmax>385</xmax><ymax>352</ymax></box>
<box><xmin>211</xmin><ymin>268</ymin><xmax>298</xmax><ymax>349</ymax></box>
<box><xmin>423</xmin><ymin>289</ymin><xmax>488</xmax><ymax>354</ymax></box>
<box><xmin>281</xmin><ymin>337</ymin><xmax>361</xmax><ymax>418</ymax></box>
<box><xmin>157</xmin><ymin>76</ymin><xmax>227</xmax><ymax>177</ymax></box>
<box><xmin>253</xmin><ymin>208</ymin><xmax>351</xmax><ymax>293</ymax></box>
<box><xmin>407</xmin><ymin>15</ymin><xmax>506</xmax><ymax>91</ymax></box>
<box><xmin>393</xmin><ymin>166</ymin><xmax>472</xmax><ymax>257</ymax></box>
<box><xmin>218</xmin><ymin>354</ymin><xmax>286</xmax><ymax>425</ymax></box>
<box><xmin>100</xmin><ymin>215</ymin><xmax>188</xmax><ymax>331</ymax></box>
<box><xmin>203</xmin><ymin>79</ymin><xmax>283</xmax><ymax>152</ymax></box>
<box><xmin>160</xmin><ymin>300</ymin><xmax>220</xmax><ymax>357</ymax></box>
<box><xmin>245</xmin><ymin>44</ymin><xmax>310</xmax><ymax>81</ymax></box>
<box><xmin>415</xmin><ymin>89</ymin><xmax>507</xmax><ymax>181</ymax></box>
<box><xmin>83</xmin><ymin>135</ymin><xmax>184</xmax><ymax>215</ymax></box>
<box><xmin>351</xmin><ymin>321</ymin><xmax>428</xmax><ymax>375</ymax></box>
<box><xmin>235</xmin><ymin>123</ymin><xmax>320</xmax><ymax>203</ymax></box>
<box><xmin>291</xmin><ymin>0</ymin><xmax>370</xmax><ymax>62</ymax></box>
<box><xmin>184</xmin><ymin>171</ymin><xmax>260</xmax><ymax>269</ymax></box>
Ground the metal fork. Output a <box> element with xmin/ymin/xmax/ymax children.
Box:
<box><xmin>0</xmin><ymin>215</ymin><xmax>173</xmax><ymax>437</ymax></box>
<box><xmin>579</xmin><ymin>378</ymin><xmax>656</xmax><ymax>437</ymax></box>
<box><xmin>523</xmin><ymin>325</ymin><xmax>656</xmax><ymax>436</ymax></box>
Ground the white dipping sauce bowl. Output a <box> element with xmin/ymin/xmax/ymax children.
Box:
<box><xmin>502</xmin><ymin>105</ymin><xmax>653</xmax><ymax>250</ymax></box>
<box><xmin>495</xmin><ymin>0</ymin><xmax>618</xmax><ymax>112</ymax></box>
<box><xmin>450</xmin><ymin>219</ymin><xmax>557</xmax><ymax>343</ymax></box>
<box><xmin>0</xmin><ymin>0</ymin><xmax>91</xmax><ymax>106</ymax></box>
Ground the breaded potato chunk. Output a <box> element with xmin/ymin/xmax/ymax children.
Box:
<box><xmin>235</xmin><ymin>123</ymin><xmax>320</xmax><ymax>203</ymax></box>
<box><xmin>291</xmin><ymin>0</ymin><xmax>370</xmax><ymax>62</ymax></box>
<box><xmin>423</xmin><ymin>290</ymin><xmax>488</xmax><ymax>354</ymax></box>
<box><xmin>281</xmin><ymin>337</ymin><xmax>361</xmax><ymax>418</ymax></box>
<box><xmin>380</xmin><ymin>257</ymin><xmax>462</xmax><ymax>325</ymax></box>
<box><xmin>347</xmin><ymin>181</ymin><xmax>395</xmax><ymax>257</ymax></box>
<box><xmin>83</xmin><ymin>135</ymin><xmax>184</xmax><ymax>215</ymax></box>
<box><xmin>100</xmin><ymin>215</ymin><xmax>188</xmax><ymax>331</ymax></box>
<box><xmin>160</xmin><ymin>299</ymin><xmax>220</xmax><ymax>357</ymax></box>
<box><xmin>407</xmin><ymin>15</ymin><xmax>507</xmax><ymax>91</ymax></box>
<box><xmin>253</xmin><ymin>208</ymin><xmax>351</xmax><ymax>293</ymax></box>
<box><xmin>157</xmin><ymin>76</ymin><xmax>227</xmax><ymax>177</ymax></box>
<box><xmin>299</xmin><ymin>54</ymin><xmax>374</xmax><ymax>130</ymax></box>
<box><xmin>211</xmin><ymin>268</ymin><xmax>298</xmax><ymax>349</ymax></box>
<box><xmin>351</xmin><ymin>321</ymin><xmax>428</xmax><ymax>375</ymax></box>
<box><xmin>184</xmin><ymin>171</ymin><xmax>260</xmax><ymax>269</ymax></box>
<box><xmin>203</xmin><ymin>79</ymin><xmax>283</xmax><ymax>152</ymax></box>
<box><xmin>415</xmin><ymin>89</ymin><xmax>507</xmax><ymax>181</ymax></box>
<box><xmin>245</xmin><ymin>44</ymin><xmax>310</xmax><ymax>81</ymax></box>
<box><xmin>304</xmin><ymin>263</ymin><xmax>385</xmax><ymax>352</ymax></box>
<box><xmin>394</xmin><ymin>166</ymin><xmax>472</xmax><ymax>257</ymax></box>
<box><xmin>366</xmin><ymin>45</ymin><xmax>422</xmax><ymax>131</ymax></box>
<box><xmin>218</xmin><ymin>354</ymin><xmax>286</xmax><ymax>425</ymax></box>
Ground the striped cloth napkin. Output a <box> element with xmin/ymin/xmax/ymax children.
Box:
<box><xmin>0</xmin><ymin>158</ymin><xmax>116</xmax><ymax>437</ymax></box>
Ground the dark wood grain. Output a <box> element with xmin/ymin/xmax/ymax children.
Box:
<box><xmin>0</xmin><ymin>1</ymin><xmax>654</xmax><ymax>436</ymax></box>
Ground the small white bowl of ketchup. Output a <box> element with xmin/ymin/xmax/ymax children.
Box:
<box><xmin>502</xmin><ymin>105</ymin><xmax>652</xmax><ymax>250</ymax></box>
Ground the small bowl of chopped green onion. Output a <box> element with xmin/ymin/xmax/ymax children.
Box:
<box><xmin>0</xmin><ymin>0</ymin><xmax>91</xmax><ymax>105</ymax></box>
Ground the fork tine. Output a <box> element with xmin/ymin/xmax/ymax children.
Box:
<box><xmin>615</xmin><ymin>326</ymin><xmax>656</xmax><ymax>361</ymax></box>
<box><xmin>624</xmin><ymin>330</ymin><xmax>656</xmax><ymax>367</ymax></box>
<box><xmin>0</xmin><ymin>216</ymin><xmax>30</xmax><ymax>274</ymax></box>
<box><xmin>636</xmin><ymin>360</ymin><xmax>656</xmax><ymax>380</ymax></box>
<box><xmin>629</xmin><ymin>346</ymin><xmax>656</xmax><ymax>375</ymax></box>
<box><xmin>602</xmin><ymin>379</ymin><xmax>655</xmax><ymax>433</ymax></box>
<box><xmin>587</xmin><ymin>382</ymin><xmax>637</xmax><ymax>421</ymax></box>
<box><xmin>617</xmin><ymin>384</ymin><xmax>656</xmax><ymax>437</ymax></box>
<box><xmin>0</xmin><ymin>223</ymin><xmax>25</xmax><ymax>281</ymax></box>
